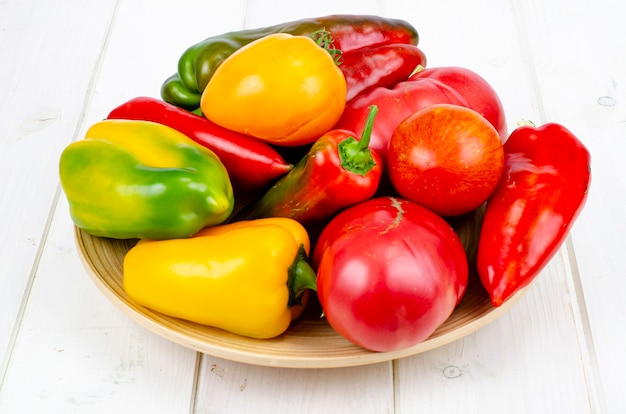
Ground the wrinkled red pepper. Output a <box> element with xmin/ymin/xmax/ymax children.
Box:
<box><xmin>334</xmin><ymin>66</ymin><xmax>507</xmax><ymax>169</ymax></box>
<box><xmin>237</xmin><ymin>106</ymin><xmax>382</xmax><ymax>226</ymax></box>
<box><xmin>107</xmin><ymin>97</ymin><xmax>292</xmax><ymax>195</ymax></box>
<box><xmin>477</xmin><ymin>123</ymin><xmax>591</xmax><ymax>306</ymax></box>
<box><xmin>341</xmin><ymin>43</ymin><xmax>427</xmax><ymax>102</ymax></box>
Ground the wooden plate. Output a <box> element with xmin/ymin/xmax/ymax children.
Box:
<box><xmin>74</xmin><ymin>209</ymin><xmax>529</xmax><ymax>369</ymax></box>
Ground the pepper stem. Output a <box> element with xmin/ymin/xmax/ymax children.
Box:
<box><xmin>337</xmin><ymin>105</ymin><xmax>379</xmax><ymax>176</ymax></box>
<box><xmin>287</xmin><ymin>245</ymin><xmax>317</xmax><ymax>308</ymax></box>
<box><xmin>408</xmin><ymin>64</ymin><xmax>426</xmax><ymax>77</ymax></box>
<box><xmin>310</xmin><ymin>29</ymin><xmax>343</xmax><ymax>65</ymax></box>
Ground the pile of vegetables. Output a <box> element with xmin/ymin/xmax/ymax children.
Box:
<box><xmin>59</xmin><ymin>14</ymin><xmax>591</xmax><ymax>352</ymax></box>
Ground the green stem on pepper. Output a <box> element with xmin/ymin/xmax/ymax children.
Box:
<box><xmin>287</xmin><ymin>245</ymin><xmax>318</xmax><ymax>307</ymax></box>
<box><xmin>338</xmin><ymin>105</ymin><xmax>379</xmax><ymax>176</ymax></box>
<box><xmin>310</xmin><ymin>29</ymin><xmax>343</xmax><ymax>65</ymax></box>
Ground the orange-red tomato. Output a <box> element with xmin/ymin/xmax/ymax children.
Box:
<box><xmin>200</xmin><ymin>33</ymin><xmax>347</xmax><ymax>146</ymax></box>
<box><xmin>387</xmin><ymin>104</ymin><xmax>504</xmax><ymax>216</ymax></box>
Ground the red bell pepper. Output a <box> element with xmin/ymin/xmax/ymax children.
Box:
<box><xmin>341</xmin><ymin>43</ymin><xmax>427</xmax><ymax>102</ymax></box>
<box><xmin>236</xmin><ymin>106</ymin><xmax>382</xmax><ymax>226</ymax></box>
<box><xmin>334</xmin><ymin>66</ymin><xmax>506</xmax><ymax>170</ymax></box>
<box><xmin>313</xmin><ymin>196</ymin><xmax>468</xmax><ymax>352</ymax></box>
<box><xmin>107</xmin><ymin>97</ymin><xmax>292</xmax><ymax>195</ymax></box>
<box><xmin>334</xmin><ymin>76</ymin><xmax>466</xmax><ymax>168</ymax></box>
<box><xmin>477</xmin><ymin>123</ymin><xmax>591</xmax><ymax>306</ymax></box>
<box><xmin>408</xmin><ymin>66</ymin><xmax>508</xmax><ymax>141</ymax></box>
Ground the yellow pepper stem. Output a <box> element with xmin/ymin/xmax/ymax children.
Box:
<box><xmin>288</xmin><ymin>245</ymin><xmax>317</xmax><ymax>307</ymax></box>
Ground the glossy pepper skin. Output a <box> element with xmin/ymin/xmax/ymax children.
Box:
<box><xmin>161</xmin><ymin>14</ymin><xmax>418</xmax><ymax>110</ymax></box>
<box><xmin>201</xmin><ymin>33</ymin><xmax>347</xmax><ymax>147</ymax></box>
<box><xmin>335</xmin><ymin>66</ymin><xmax>507</xmax><ymax>169</ymax></box>
<box><xmin>342</xmin><ymin>43</ymin><xmax>427</xmax><ymax>102</ymax></box>
<box><xmin>237</xmin><ymin>106</ymin><xmax>382</xmax><ymax>226</ymax></box>
<box><xmin>477</xmin><ymin>123</ymin><xmax>591</xmax><ymax>306</ymax></box>
<box><xmin>59</xmin><ymin>119</ymin><xmax>234</xmax><ymax>240</ymax></box>
<box><xmin>123</xmin><ymin>218</ymin><xmax>317</xmax><ymax>339</ymax></box>
<box><xmin>107</xmin><ymin>97</ymin><xmax>292</xmax><ymax>195</ymax></box>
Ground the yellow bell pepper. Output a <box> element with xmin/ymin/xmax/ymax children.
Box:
<box><xmin>200</xmin><ymin>33</ymin><xmax>347</xmax><ymax>147</ymax></box>
<box><xmin>122</xmin><ymin>218</ymin><xmax>316</xmax><ymax>339</ymax></box>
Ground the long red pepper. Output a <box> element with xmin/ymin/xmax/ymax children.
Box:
<box><xmin>236</xmin><ymin>106</ymin><xmax>382</xmax><ymax>226</ymax></box>
<box><xmin>477</xmin><ymin>123</ymin><xmax>591</xmax><ymax>306</ymax></box>
<box><xmin>107</xmin><ymin>97</ymin><xmax>292</xmax><ymax>195</ymax></box>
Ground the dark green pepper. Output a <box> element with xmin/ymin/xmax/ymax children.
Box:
<box><xmin>161</xmin><ymin>14</ymin><xmax>419</xmax><ymax>110</ymax></box>
<box><xmin>59</xmin><ymin>119</ymin><xmax>234</xmax><ymax>240</ymax></box>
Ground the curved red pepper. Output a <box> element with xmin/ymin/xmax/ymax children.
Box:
<box><xmin>107</xmin><ymin>97</ymin><xmax>292</xmax><ymax>195</ymax></box>
<box><xmin>341</xmin><ymin>43</ymin><xmax>427</xmax><ymax>102</ymax></box>
<box><xmin>477</xmin><ymin>123</ymin><xmax>591</xmax><ymax>306</ymax></box>
<box><xmin>237</xmin><ymin>107</ymin><xmax>382</xmax><ymax>226</ymax></box>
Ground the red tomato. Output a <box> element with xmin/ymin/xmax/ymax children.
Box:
<box><xmin>387</xmin><ymin>104</ymin><xmax>504</xmax><ymax>217</ymax></box>
<box><xmin>313</xmin><ymin>196</ymin><xmax>468</xmax><ymax>352</ymax></box>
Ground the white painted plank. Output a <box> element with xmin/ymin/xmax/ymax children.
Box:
<box><xmin>395</xmin><ymin>255</ymin><xmax>591</xmax><ymax>413</ymax></box>
<box><xmin>0</xmin><ymin>0</ymin><xmax>118</xmax><ymax>376</ymax></box>
<box><xmin>244</xmin><ymin>0</ymin><xmax>381</xmax><ymax>27</ymax></box>
<box><xmin>194</xmin><ymin>356</ymin><xmax>393</xmax><ymax>414</ymax></box>
<box><xmin>0</xmin><ymin>197</ymin><xmax>198</xmax><ymax>413</ymax></box>
<box><xmin>514</xmin><ymin>0</ymin><xmax>626</xmax><ymax>412</ymax></box>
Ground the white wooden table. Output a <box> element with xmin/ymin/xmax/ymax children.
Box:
<box><xmin>0</xmin><ymin>0</ymin><xmax>623</xmax><ymax>412</ymax></box>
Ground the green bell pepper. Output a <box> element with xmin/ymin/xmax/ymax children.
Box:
<box><xmin>59</xmin><ymin>119</ymin><xmax>234</xmax><ymax>240</ymax></box>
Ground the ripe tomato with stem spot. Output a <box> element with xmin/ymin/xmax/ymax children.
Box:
<box><xmin>313</xmin><ymin>196</ymin><xmax>468</xmax><ymax>352</ymax></box>
<box><xmin>387</xmin><ymin>104</ymin><xmax>504</xmax><ymax>217</ymax></box>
